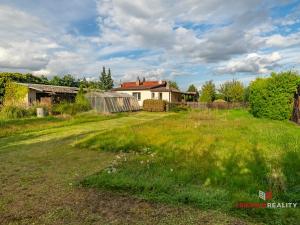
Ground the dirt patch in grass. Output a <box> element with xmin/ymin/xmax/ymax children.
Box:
<box><xmin>0</xmin><ymin>184</ymin><xmax>255</xmax><ymax>225</ymax></box>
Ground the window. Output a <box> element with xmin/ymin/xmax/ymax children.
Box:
<box><xmin>151</xmin><ymin>92</ymin><xmax>155</xmax><ymax>99</ymax></box>
<box><xmin>132</xmin><ymin>92</ymin><xmax>141</xmax><ymax>101</ymax></box>
<box><xmin>159</xmin><ymin>92</ymin><xmax>163</xmax><ymax>100</ymax></box>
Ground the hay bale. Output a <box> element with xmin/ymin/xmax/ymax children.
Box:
<box><xmin>143</xmin><ymin>99</ymin><xmax>166</xmax><ymax>112</ymax></box>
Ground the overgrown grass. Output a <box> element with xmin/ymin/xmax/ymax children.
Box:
<box><xmin>79</xmin><ymin>109</ymin><xmax>300</xmax><ymax>224</ymax></box>
<box><xmin>0</xmin><ymin>112</ymin><xmax>129</xmax><ymax>138</ymax></box>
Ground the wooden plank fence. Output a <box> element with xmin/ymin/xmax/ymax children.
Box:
<box><xmin>292</xmin><ymin>86</ymin><xmax>300</xmax><ymax>124</ymax></box>
<box><xmin>167</xmin><ymin>102</ymin><xmax>247</xmax><ymax>111</ymax></box>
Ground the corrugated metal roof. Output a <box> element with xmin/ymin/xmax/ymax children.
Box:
<box><xmin>17</xmin><ymin>83</ymin><xmax>79</xmax><ymax>94</ymax></box>
<box><xmin>85</xmin><ymin>91</ymin><xmax>140</xmax><ymax>113</ymax></box>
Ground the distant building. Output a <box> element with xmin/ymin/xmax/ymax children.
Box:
<box><xmin>13</xmin><ymin>83</ymin><xmax>79</xmax><ymax>107</ymax></box>
<box><xmin>112</xmin><ymin>78</ymin><xmax>196</xmax><ymax>106</ymax></box>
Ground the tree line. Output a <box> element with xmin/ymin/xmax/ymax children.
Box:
<box><xmin>194</xmin><ymin>71</ymin><xmax>300</xmax><ymax>121</ymax></box>
<box><xmin>198</xmin><ymin>79</ymin><xmax>246</xmax><ymax>103</ymax></box>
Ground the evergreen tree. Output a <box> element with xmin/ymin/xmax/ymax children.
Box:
<box><xmin>99</xmin><ymin>66</ymin><xmax>114</xmax><ymax>90</ymax></box>
<box><xmin>187</xmin><ymin>84</ymin><xmax>198</xmax><ymax>93</ymax></box>
<box><xmin>106</xmin><ymin>68</ymin><xmax>114</xmax><ymax>90</ymax></box>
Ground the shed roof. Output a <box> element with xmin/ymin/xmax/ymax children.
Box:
<box><xmin>17</xmin><ymin>83</ymin><xmax>79</xmax><ymax>94</ymax></box>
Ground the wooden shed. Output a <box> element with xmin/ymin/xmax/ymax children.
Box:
<box><xmin>15</xmin><ymin>83</ymin><xmax>79</xmax><ymax>107</ymax></box>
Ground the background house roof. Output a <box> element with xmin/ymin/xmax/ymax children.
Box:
<box><xmin>150</xmin><ymin>87</ymin><xmax>181</xmax><ymax>93</ymax></box>
<box><xmin>113</xmin><ymin>80</ymin><xmax>167</xmax><ymax>91</ymax></box>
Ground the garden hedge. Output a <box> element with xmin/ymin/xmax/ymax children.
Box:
<box><xmin>249</xmin><ymin>71</ymin><xmax>300</xmax><ymax>120</ymax></box>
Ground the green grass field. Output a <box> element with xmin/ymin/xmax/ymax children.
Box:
<box><xmin>0</xmin><ymin>110</ymin><xmax>299</xmax><ymax>224</ymax></box>
<box><xmin>78</xmin><ymin>110</ymin><xmax>300</xmax><ymax>224</ymax></box>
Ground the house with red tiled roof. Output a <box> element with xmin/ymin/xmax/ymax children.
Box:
<box><xmin>112</xmin><ymin>77</ymin><xmax>196</xmax><ymax>106</ymax></box>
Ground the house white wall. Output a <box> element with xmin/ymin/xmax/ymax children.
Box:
<box><xmin>115</xmin><ymin>90</ymin><xmax>171</xmax><ymax>106</ymax></box>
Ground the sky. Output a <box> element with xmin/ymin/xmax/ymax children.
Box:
<box><xmin>0</xmin><ymin>0</ymin><xmax>299</xmax><ymax>90</ymax></box>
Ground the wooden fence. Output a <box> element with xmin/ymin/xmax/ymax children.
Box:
<box><xmin>292</xmin><ymin>87</ymin><xmax>300</xmax><ymax>124</ymax></box>
<box><xmin>187</xmin><ymin>102</ymin><xmax>247</xmax><ymax>109</ymax></box>
<box><xmin>167</xmin><ymin>102</ymin><xmax>247</xmax><ymax>111</ymax></box>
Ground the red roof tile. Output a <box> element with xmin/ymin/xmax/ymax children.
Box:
<box><xmin>118</xmin><ymin>80</ymin><xmax>167</xmax><ymax>90</ymax></box>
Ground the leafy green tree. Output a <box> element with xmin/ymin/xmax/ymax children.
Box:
<box><xmin>249</xmin><ymin>71</ymin><xmax>300</xmax><ymax>120</ymax></box>
<box><xmin>0</xmin><ymin>72</ymin><xmax>49</xmax><ymax>105</ymax></box>
<box><xmin>243</xmin><ymin>86</ymin><xmax>250</xmax><ymax>103</ymax></box>
<box><xmin>218</xmin><ymin>80</ymin><xmax>244</xmax><ymax>102</ymax></box>
<box><xmin>186</xmin><ymin>84</ymin><xmax>198</xmax><ymax>101</ymax></box>
<box><xmin>80</xmin><ymin>77</ymin><xmax>89</xmax><ymax>88</ymax></box>
<box><xmin>99</xmin><ymin>67</ymin><xmax>114</xmax><ymax>90</ymax></box>
<box><xmin>168</xmin><ymin>81</ymin><xmax>179</xmax><ymax>90</ymax></box>
<box><xmin>199</xmin><ymin>80</ymin><xmax>216</xmax><ymax>103</ymax></box>
<box><xmin>50</xmin><ymin>76</ymin><xmax>63</xmax><ymax>86</ymax></box>
<box><xmin>40</xmin><ymin>75</ymin><xmax>49</xmax><ymax>84</ymax></box>
<box><xmin>61</xmin><ymin>74</ymin><xmax>78</xmax><ymax>87</ymax></box>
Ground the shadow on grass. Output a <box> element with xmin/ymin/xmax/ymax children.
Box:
<box><xmin>81</xmin><ymin>139</ymin><xmax>299</xmax><ymax>225</ymax></box>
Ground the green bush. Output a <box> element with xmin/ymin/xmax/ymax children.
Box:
<box><xmin>52</xmin><ymin>86</ymin><xmax>91</xmax><ymax>116</ymax></box>
<box><xmin>52</xmin><ymin>102</ymin><xmax>91</xmax><ymax>116</ymax></box>
<box><xmin>168</xmin><ymin>104</ymin><xmax>189</xmax><ymax>112</ymax></box>
<box><xmin>143</xmin><ymin>99</ymin><xmax>166</xmax><ymax>112</ymax></box>
<box><xmin>249</xmin><ymin>71</ymin><xmax>300</xmax><ymax>120</ymax></box>
<box><xmin>0</xmin><ymin>106</ymin><xmax>30</xmax><ymax>119</ymax></box>
<box><xmin>75</xmin><ymin>85</ymin><xmax>91</xmax><ymax>112</ymax></box>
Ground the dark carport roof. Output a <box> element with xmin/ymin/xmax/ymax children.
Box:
<box><xmin>17</xmin><ymin>83</ymin><xmax>79</xmax><ymax>94</ymax></box>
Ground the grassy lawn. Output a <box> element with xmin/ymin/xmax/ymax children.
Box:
<box><xmin>78</xmin><ymin>110</ymin><xmax>300</xmax><ymax>225</ymax></box>
<box><xmin>0</xmin><ymin>111</ymin><xmax>256</xmax><ymax>225</ymax></box>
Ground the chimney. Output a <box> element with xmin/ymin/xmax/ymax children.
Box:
<box><xmin>136</xmin><ymin>76</ymin><xmax>141</xmax><ymax>86</ymax></box>
<box><xmin>142</xmin><ymin>77</ymin><xmax>146</xmax><ymax>83</ymax></box>
<box><xmin>158</xmin><ymin>80</ymin><xmax>163</xmax><ymax>84</ymax></box>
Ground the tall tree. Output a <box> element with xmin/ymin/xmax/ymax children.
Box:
<box><xmin>218</xmin><ymin>80</ymin><xmax>244</xmax><ymax>102</ymax></box>
<box><xmin>106</xmin><ymin>68</ymin><xmax>114</xmax><ymax>90</ymax></box>
<box><xmin>50</xmin><ymin>76</ymin><xmax>63</xmax><ymax>86</ymax></box>
<box><xmin>168</xmin><ymin>81</ymin><xmax>179</xmax><ymax>90</ymax></box>
<box><xmin>99</xmin><ymin>66</ymin><xmax>114</xmax><ymax>90</ymax></box>
<box><xmin>61</xmin><ymin>74</ymin><xmax>77</xmax><ymax>87</ymax></box>
<box><xmin>187</xmin><ymin>84</ymin><xmax>198</xmax><ymax>93</ymax></box>
<box><xmin>80</xmin><ymin>77</ymin><xmax>89</xmax><ymax>88</ymax></box>
<box><xmin>186</xmin><ymin>84</ymin><xmax>198</xmax><ymax>101</ymax></box>
<box><xmin>199</xmin><ymin>80</ymin><xmax>216</xmax><ymax>103</ymax></box>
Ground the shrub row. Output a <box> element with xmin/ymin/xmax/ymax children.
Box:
<box><xmin>0</xmin><ymin>105</ymin><xmax>37</xmax><ymax>119</ymax></box>
<box><xmin>249</xmin><ymin>71</ymin><xmax>300</xmax><ymax>120</ymax></box>
<box><xmin>52</xmin><ymin>101</ymin><xmax>91</xmax><ymax>116</ymax></box>
<box><xmin>143</xmin><ymin>99</ymin><xmax>166</xmax><ymax>112</ymax></box>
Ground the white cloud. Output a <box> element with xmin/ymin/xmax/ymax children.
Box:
<box><xmin>265</xmin><ymin>32</ymin><xmax>300</xmax><ymax>48</ymax></box>
<box><xmin>0</xmin><ymin>0</ymin><xmax>299</xmax><ymax>88</ymax></box>
<box><xmin>95</xmin><ymin>0</ymin><xmax>283</xmax><ymax>65</ymax></box>
<box><xmin>216</xmin><ymin>52</ymin><xmax>282</xmax><ymax>74</ymax></box>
